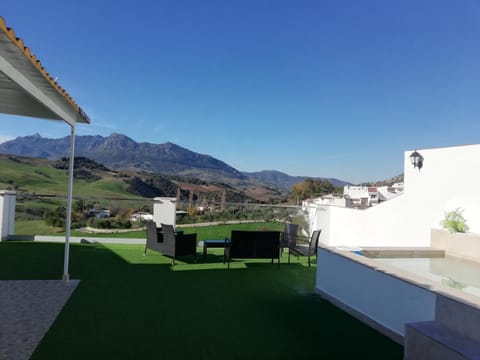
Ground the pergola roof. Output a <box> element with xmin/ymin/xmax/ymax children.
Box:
<box><xmin>0</xmin><ymin>16</ymin><xmax>90</xmax><ymax>126</ymax></box>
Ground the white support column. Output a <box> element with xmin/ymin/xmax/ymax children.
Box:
<box><xmin>0</xmin><ymin>190</ymin><xmax>16</xmax><ymax>240</ymax></box>
<box><xmin>63</xmin><ymin>125</ymin><xmax>76</xmax><ymax>282</ymax></box>
<box><xmin>153</xmin><ymin>197</ymin><xmax>177</xmax><ymax>228</ymax></box>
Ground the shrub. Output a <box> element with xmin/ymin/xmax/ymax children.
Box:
<box><xmin>87</xmin><ymin>217</ymin><xmax>132</xmax><ymax>229</ymax></box>
<box><xmin>441</xmin><ymin>208</ymin><xmax>469</xmax><ymax>233</ymax></box>
<box><xmin>44</xmin><ymin>206</ymin><xmax>66</xmax><ymax>229</ymax></box>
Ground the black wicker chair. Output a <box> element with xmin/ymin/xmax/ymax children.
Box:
<box><xmin>288</xmin><ymin>230</ymin><xmax>321</xmax><ymax>267</ymax></box>
<box><xmin>280</xmin><ymin>223</ymin><xmax>299</xmax><ymax>249</ymax></box>
<box><xmin>144</xmin><ymin>221</ymin><xmax>197</xmax><ymax>265</ymax></box>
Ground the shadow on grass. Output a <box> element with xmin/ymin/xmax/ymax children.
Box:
<box><xmin>0</xmin><ymin>242</ymin><xmax>403</xmax><ymax>360</ymax></box>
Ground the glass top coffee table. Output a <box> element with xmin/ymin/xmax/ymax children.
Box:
<box><xmin>203</xmin><ymin>239</ymin><xmax>230</xmax><ymax>261</ymax></box>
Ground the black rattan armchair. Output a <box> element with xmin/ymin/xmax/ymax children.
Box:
<box><xmin>144</xmin><ymin>221</ymin><xmax>197</xmax><ymax>265</ymax></box>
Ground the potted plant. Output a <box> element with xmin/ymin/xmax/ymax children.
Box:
<box><xmin>432</xmin><ymin>208</ymin><xmax>480</xmax><ymax>262</ymax></box>
<box><xmin>440</xmin><ymin>208</ymin><xmax>469</xmax><ymax>233</ymax></box>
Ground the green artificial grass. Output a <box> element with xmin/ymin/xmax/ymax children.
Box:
<box><xmin>0</xmin><ymin>241</ymin><xmax>403</xmax><ymax>359</ymax></box>
<box><xmin>180</xmin><ymin>222</ymin><xmax>285</xmax><ymax>241</ymax></box>
<box><xmin>20</xmin><ymin>222</ymin><xmax>285</xmax><ymax>239</ymax></box>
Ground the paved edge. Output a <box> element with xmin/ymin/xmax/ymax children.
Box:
<box><xmin>0</xmin><ymin>279</ymin><xmax>80</xmax><ymax>360</ymax></box>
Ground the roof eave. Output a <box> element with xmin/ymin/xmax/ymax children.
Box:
<box><xmin>0</xmin><ymin>16</ymin><xmax>90</xmax><ymax>125</ymax></box>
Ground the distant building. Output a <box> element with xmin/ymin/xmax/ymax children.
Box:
<box><xmin>176</xmin><ymin>210</ymin><xmax>188</xmax><ymax>218</ymax></box>
<box><xmin>87</xmin><ymin>209</ymin><xmax>110</xmax><ymax>218</ymax></box>
<box><xmin>130</xmin><ymin>212</ymin><xmax>153</xmax><ymax>222</ymax></box>
<box><xmin>302</xmin><ymin>184</ymin><xmax>403</xmax><ymax>211</ymax></box>
<box><xmin>343</xmin><ymin>186</ymin><xmax>371</xmax><ymax>207</ymax></box>
<box><xmin>302</xmin><ymin>194</ymin><xmax>351</xmax><ymax>210</ymax></box>
<box><xmin>343</xmin><ymin>185</ymin><xmax>403</xmax><ymax>208</ymax></box>
<box><xmin>391</xmin><ymin>182</ymin><xmax>404</xmax><ymax>192</ymax></box>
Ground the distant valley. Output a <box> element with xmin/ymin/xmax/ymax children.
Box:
<box><xmin>0</xmin><ymin>133</ymin><xmax>350</xmax><ymax>193</ymax></box>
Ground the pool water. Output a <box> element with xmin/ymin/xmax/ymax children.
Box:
<box><xmin>374</xmin><ymin>256</ymin><xmax>480</xmax><ymax>298</ymax></box>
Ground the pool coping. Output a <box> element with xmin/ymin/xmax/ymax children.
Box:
<box><xmin>319</xmin><ymin>245</ymin><xmax>480</xmax><ymax>313</ymax></box>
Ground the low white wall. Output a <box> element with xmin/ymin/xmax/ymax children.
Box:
<box><xmin>431</xmin><ymin>228</ymin><xmax>480</xmax><ymax>263</ymax></box>
<box><xmin>314</xmin><ymin>144</ymin><xmax>480</xmax><ymax>247</ymax></box>
<box><xmin>316</xmin><ymin>248</ymin><xmax>436</xmax><ymax>339</ymax></box>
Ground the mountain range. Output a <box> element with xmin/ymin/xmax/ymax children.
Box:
<box><xmin>0</xmin><ymin>133</ymin><xmax>349</xmax><ymax>190</ymax></box>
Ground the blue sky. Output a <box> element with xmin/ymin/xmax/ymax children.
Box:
<box><xmin>2</xmin><ymin>0</ymin><xmax>480</xmax><ymax>184</ymax></box>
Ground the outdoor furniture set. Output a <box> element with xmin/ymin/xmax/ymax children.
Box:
<box><xmin>144</xmin><ymin>221</ymin><xmax>320</xmax><ymax>267</ymax></box>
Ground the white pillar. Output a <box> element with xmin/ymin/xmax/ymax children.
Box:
<box><xmin>0</xmin><ymin>190</ymin><xmax>16</xmax><ymax>240</ymax></box>
<box><xmin>153</xmin><ymin>197</ymin><xmax>177</xmax><ymax>228</ymax></box>
<box><xmin>63</xmin><ymin>125</ymin><xmax>76</xmax><ymax>282</ymax></box>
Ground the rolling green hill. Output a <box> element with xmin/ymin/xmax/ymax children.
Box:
<box><xmin>1</xmin><ymin>154</ymin><xmax>286</xmax><ymax>229</ymax></box>
<box><xmin>0</xmin><ymin>155</ymin><xmax>161</xmax><ymax>232</ymax></box>
<box><xmin>0</xmin><ymin>154</ymin><xmax>139</xmax><ymax>198</ymax></box>
<box><xmin>0</xmin><ymin>154</ymin><xmax>296</xmax><ymax>236</ymax></box>
<box><xmin>0</xmin><ymin>154</ymin><xmax>286</xmax><ymax>204</ymax></box>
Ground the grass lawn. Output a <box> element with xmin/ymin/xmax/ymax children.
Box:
<box><xmin>15</xmin><ymin>220</ymin><xmax>64</xmax><ymax>236</ymax></box>
<box><xmin>20</xmin><ymin>221</ymin><xmax>285</xmax><ymax>239</ymax></box>
<box><xmin>0</xmin><ymin>241</ymin><xmax>403</xmax><ymax>359</ymax></box>
<box><xmin>0</xmin><ymin>155</ymin><xmax>143</xmax><ymax>199</ymax></box>
<box><xmin>180</xmin><ymin>222</ymin><xmax>285</xmax><ymax>241</ymax></box>
<box><xmin>84</xmin><ymin>222</ymin><xmax>285</xmax><ymax>239</ymax></box>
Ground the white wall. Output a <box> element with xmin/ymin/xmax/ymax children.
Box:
<box><xmin>308</xmin><ymin>204</ymin><xmax>331</xmax><ymax>244</ymax></box>
<box><xmin>0</xmin><ymin>190</ymin><xmax>16</xmax><ymax>240</ymax></box>
<box><xmin>405</xmin><ymin>144</ymin><xmax>480</xmax><ymax>235</ymax></box>
<box><xmin>316</xmin><ymin>248</ymin><xmax>436</xmax><ymax>338</ymax></box>
<box><xmin>313</xmin><ymin>144</ymin><xmax>480</xmax><ymax>247</ymax></box>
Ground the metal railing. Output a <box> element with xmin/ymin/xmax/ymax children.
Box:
<box><xmin>14</xmin><ymin>194</ymin><xmax>309</xmax><ymax>236</ymax></box>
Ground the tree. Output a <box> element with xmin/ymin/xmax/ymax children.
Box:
<box><xmin>44</xmin><ymin>206</ymin><xmax>66</xmax><ymax>229</ymax></box>
<box><xmin>290</xmin><ymin>178</ymin><xmax>338</xmax><ymax>201</ymax></box>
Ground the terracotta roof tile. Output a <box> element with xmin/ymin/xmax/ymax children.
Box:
<box><xmin>0</xmin><ymin>16</ymin><xmax>89</xmax><ymax>122</ymax></box>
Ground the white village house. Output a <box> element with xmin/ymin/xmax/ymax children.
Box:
<box><xmin>343</xmin><ymin>184</ymin><xmax>403</xmax><ymax>207</ymax></box>
<box><xmin>303</xmin><ymin>183</ymin><xmax>404</xmax><ymax>211</ymax></box>
<box><xmin>130</xmin><ymin>211</ymin><xmax>154</xmax><ymax>222</ymax></box>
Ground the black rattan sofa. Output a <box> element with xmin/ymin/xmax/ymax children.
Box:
<box><xmin>225</xmin><ymin>230</ymin><xmax>282</xmax><ymax>268</ymax></box>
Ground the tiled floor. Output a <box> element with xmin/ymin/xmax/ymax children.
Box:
<box><xmin>0</xmin><ymin>280</ymin><xmax>79</xmax><ymax>360</ymax></box>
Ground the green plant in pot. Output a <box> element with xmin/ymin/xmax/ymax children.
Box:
<box><xmin>440</xmin><ymin>208</ymin><xmax>469</xmax><ymax>233</ymax></box>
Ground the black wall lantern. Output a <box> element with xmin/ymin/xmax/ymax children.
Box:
<box><xmin>410</xmin><ymin>150</ymin><xmax>424</xmax><ymax>169</ymax></box>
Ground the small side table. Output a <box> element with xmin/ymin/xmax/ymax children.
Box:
<box><xmin>203</xmin><ymin>239</ymin><xmax>229</xmax><ymax>260</ymax></box>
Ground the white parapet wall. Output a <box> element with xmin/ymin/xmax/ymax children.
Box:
<box><xmin>153</xmin><ymin>197</ymin><xmax>177</xmax><ymax>228</ymax></box>
<box><xmin>316</xmin><ymin>247</ymin><xmax>437</xmax><ymax>343</ymax></box>
<box><xmin>431</xmin><ymin>228</ymin><xmax>480</xmax><ymax>263</ymax></box>
<box><xmin>311</xmin><ymin>144</ymin><xmax>480</xmax><ymax>247</ymax></box>
<box><xmin>0</xmin><ymin>190</ymin><xmax>16</xmax><ymax>240</ymax></box>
